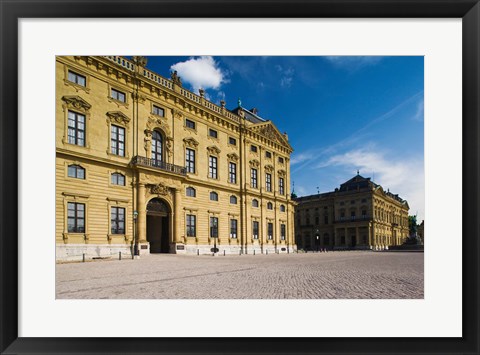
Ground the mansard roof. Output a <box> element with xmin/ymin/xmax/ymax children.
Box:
<box><xmin>339</xmin><ymin>174</ymin><xmax>377</xmax><ymax>192</ymax></box>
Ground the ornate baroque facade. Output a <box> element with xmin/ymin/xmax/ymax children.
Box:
<box><xmin>294</xmin><ymin>174</ymin><xmax>409</xmax><ymax>251</ymax></box>
<box><xmin>56</xmin><ymin>56</ymin><xmax>296</xmax><ymax>260</ymax></box>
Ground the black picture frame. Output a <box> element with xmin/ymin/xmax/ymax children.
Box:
<box><xmin>1</xmin><ymin>1</ymin><xmax>478</xmax><ymax>354</ymax></box>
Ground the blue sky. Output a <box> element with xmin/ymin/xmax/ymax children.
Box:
<box><xmin>144</xmin><ymin>56</ymin><xmax>424</xmax><ymax>220</ymax></box>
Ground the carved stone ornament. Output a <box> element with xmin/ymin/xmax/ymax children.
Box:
<box><xmin>106</xmin><ymin>111</ymin><xmax>130</xmax><ymax>127</ymax></box>
<box><xmin>251</xmin><ymin>122</ymin><xmax>289</xmax><ymax>146</ymax></box>
<box><xmin>277</xmin><ymin>169</ymin><xmax>286</xmax><ymax>177</ymax></box>
<box><xmin>62</xmin><ymin>95</ymin><xmax>91</xmax><ymax>112</ymax></box>
<box><xmin>227</xmin><ymin>153</ymin><xmax>239</xmax><ymax>162</ymax></box>
<box><xmin>264</xmin><ymin>164</ymin><xmax>274</xmax><ymax>173</ymax></box>
<box><xmin>149</xmin><ymin>183</ymin><xmax>169</xmax><ymax>196</ymax></box>
<box><xmin>146</xmin><ymin>116</ymin><xmax>171</xmax><ymax>137</ymax></box>
<box><xmin>183</xmin><ymin>137</ymin><xmax>199</xmax><ymax>148</ymax></box>
<box><xmin>172</xmin><ymin>109</ymin><xmax>183</xmax><ymax>120</ymax></box>
<box><xmin>249</xmin><ymin>159</ymin><xmax>260</xmax><ymax>168</ymax></box>
<box><xmin>207</xmin><ymin>145</ymin><xmax>221</xmax><ymax>155</ymax></box>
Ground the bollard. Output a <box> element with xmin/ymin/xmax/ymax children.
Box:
<box><xmin>197</xmin><ymin>249</ymin><xmax>199</xmax><ymax>256</ymax></box>
<box><xmin>254</xmin><ymin>250</ymin><xmax>255</xmax><ymax>256</ymax></box>
<box><xmin>224</xmin><ymin>250</ymin><xmax>226</xmax><ymax>256</ymax></box>
<box><xmin>239</xmin><ymin>250</ymin><xmax>241</xmax><ymax>256</ymax></box>
<box><xmin>82</xmin><ymin>253</ymin><xmax>85</xmax><ymax>263</ymax></box>
<box><xmin>119</xmin><ymin>252</ymin><xmax>122</xmax><ymax>260</ymax></box>
<box><xmin>266</xmin><ymin>249</ymin><xmax>268</xmax><ymax>255</ymax></box>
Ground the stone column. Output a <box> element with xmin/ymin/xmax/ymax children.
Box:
<box><xmin>344</xmin><ymin>227</ymin><xmax>347</xmax><ymax>247</ymax></box>
<box><xmin>137</xmin><ymin>183</ymin><xmax>147</xmax><ymax>243</ymax></box>
<box><xmin>174</xmin><ymin>188</ymin><xmax>182</xmax><ymax>243</ymax></box>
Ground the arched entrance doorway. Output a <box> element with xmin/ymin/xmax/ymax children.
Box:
<box><xmin>146</xmin><ymin>198</ymin><xmax>171</xmax><ymax>253</ymax></box>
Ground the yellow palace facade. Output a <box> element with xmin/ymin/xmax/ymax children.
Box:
<box><xmin>56</xmin><ymin>56</ymin><xmax>296</xmax><ymax>260</ymax></box>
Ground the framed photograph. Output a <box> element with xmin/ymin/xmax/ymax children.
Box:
<box><xmin>1</xmin><ymin>1</ymin><xmax>479</xmax><ymax>354</ymax></box>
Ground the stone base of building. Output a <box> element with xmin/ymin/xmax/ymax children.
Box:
<box><xmin>56</xmin><ymin>243</ymin><xmax>298</xmax><ymax>261</ymax></box>
<box><xmin>56</xmin><ymin>243</ymin><xmax>134</xmax><ymax>262</ymax></box>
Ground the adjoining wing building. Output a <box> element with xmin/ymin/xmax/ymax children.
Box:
<box><xmin>294</xmin><ymin>174</ymin><xmax>410</xmax><ymax>250</ymax></box>
<box><xmin>56</xmin><ymin>56</ymin><xmax>296</xmax><ymax>260</ymax></box>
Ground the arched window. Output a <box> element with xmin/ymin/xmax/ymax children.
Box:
<box><xmin>151</xmin><ymin>130</ymin><xmax>163</xmax><ymax>162</ymax></box>
<box><xmin>267</xmin><ymin>202</ymin><xmax>273</xmax><ymax>210</ymax></box>
<box><xmin>230</xmin><ymin>195</ymin><xmax>237</xmax><ymax>204</ymax></box>
<box><xmin>252</xmin><ymin>199</ymin><xmax>259</xmax><ymax>207</ymax></box>
<box><xmin>280</xmin><ymin>204</ymin><xmax>286</xmax><ymax>212</ymax></box>
<box><xmin>68</xmin><ymin>164</ymin><xmax>85</xmax><ymax>179</ymax></box>
<box><xmin>210</xmin><ymin>191</ymin><xmax>218</xmax><ymax>201</ymax></box>
<box><xmin>111</xmin><ymin>172</ymin><xmax>125</xmax><ymax>186</ymax></box>
<box><xmin>186</xmin><ymin>187</ymin><xmax>196</xmax><ymax>197</ymax></box>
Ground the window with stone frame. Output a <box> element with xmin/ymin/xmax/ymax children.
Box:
<box><xmin>68</xmin><ymin>111</ymin><xmax>85</xmax><ymax>146</ymax></box>
<box><xmin>186</xmin><ymin>187</ymin><xmax>196</xmax><ymax>197</ymax></box>
<box><xmin>252</xmin><ymin>221</ymin><xmax>259</xmax><ymax>239</ymax></box>
<box><xmin>251</xmin><ymin>168</ymin><xmax>258</xmax><ymax>188</ymax></box>
<box><xmin>265</xmin><ymin>173</ymin><xmax>272</xmax><ymax>192</ymax></box>
<box><xmin>68</xmin><ymin>70</ymin><xmax>86</xmax><ymax>86</ymax></box>
<box><xmin>185</xmin><ymin>148</ymin><xmax>195</xmax><ymax>173</ymax></box>
<box><xmin>229</xmin><ymin>162</ymin><xmax>237</xmax><ymax>184</ymax></box>
<box><xmin>67</xmin><ymin>202</ymin><xmax>85</xmax><ymax>233</ymax></box>
<box><xmin>111</xmin><ymin>125</ymin><xmax>125</xmax><ymax>156</ymax></box>
<box><xmin>111</xmin><ymin>172</ymin><xmax>125</xmax><ymax>186</ymax></box>
<box><xmin>186</xmin><ymin>214</ymin><xmax>196</xmax><ymax>237</ymax></box>
<box><xmin>68</xmin><ymin>164</ymin><xmax>85</xmax><ymax>179</ymax></box>
<box><xmin>230</xmin><ymin>219</ymin><xmax>238</xmax><ymax>239</ymax></box>
<box><xmin>209</xmin><ymin>155</ymin><xmax>218</xmax><ymax>179</ymax></box>
<box><xmin>111</xmin><ymin>207</ymin><xmax>125</xmax><ymax>234</ymax></box>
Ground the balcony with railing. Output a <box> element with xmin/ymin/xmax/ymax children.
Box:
<box><xmin>131</xmin><ymin>156</ymin><xmax>187</xmax><ymax>176</ymax></box>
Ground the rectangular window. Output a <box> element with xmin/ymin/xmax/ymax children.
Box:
<box><xmin>251</xmin><ymin>145</ymin><xmax>258</xmax><ymax>153</ymax></box>
<box><xmin>111</xmin><ymin>88</ymin><xmax>126</xmax><ymax>102</ymax></box>
<box><xmin>67</xmin><ymin>202</ymin><xmax>85</xmax><ymax>233</ymax></box>
<box><xmin>251</xmin><ymin>168</ymin><xmax>258</xmax><ymax>188</ymax></box>
<box><xmin>67</xmin><ymin>111</ymin><xmax>85</xmax><ymax>146</ymax></box>
<box><xmin>186</xmin><ymin>214</ymin><xmax>196</xmax><ymax>237</ymax></box>
<box><xmin>265</xmin><ymin>151</ymin><xmax>272</xmax><ymax>159</ymax></box>
<box><xmin>229</xmin><ymin>162</ymin><xmax>237</xmax><ymax>184</ymax></box>
<box><xmin>111</xmin><ymin>125</ymin><xmax>125</xmax><ymax>156</ymax></box>
<box><xmin>278</xmin><ymin>157</ymin><xmax>284</xmax><ymax>164</ymax></box>
<box><xmin>229</xmin><ymin>137</ymin><xmax>236</xmax><ymax>145</ymax></box>
<box><xmin>152</xmin><ymin>105</ymin><xmax>164</xmax><ymax>116</ymax></box>
<box><xmin>210</xmin><ymin>217</ymin><xmax>218</xmax><ymax>238</ymax></box>
<box><xmin>265</xmin><ymin>173</ymin><xmax>272</xmax><ymax>192</ymax></box>
<box><xmin>230</xmin><ymin>219</ymin><xmax>238</xmax><ymax>239</ymax></box>
<box><xmin>351</xmin><ymin>211</ymin><xmax>356</xmax><ymax>220</ymax></box>
<box><xmin>185</xmin><ymin>148</ymin><xmax>195</xmax><ymax>173</ymax></box>
<box><xmin>279</xmin><ymin>177</ymin><xmax>285</xmax><ymax>195</ymax></box>
<box><xmin>68</xmin><ymin>70</ymin><xmax>86</xmax><ymax>86</ymax></box>
<box><xmin>209</xmin><ymin>156</ymin><xmax>218</xmax><ymax>179</ymax></box>
<box><xmin>185</xmin><ymin>119</ymin><xmax>196</xmax><ymax>129</ymax></box>
<box><xmin>267</xmin><ymin>222</ymin><xmax>273</xmax><ymax>240</ymax></box>
<box><xmin>111</xmin><ymin>207</ymin><xmax>125</xmax><ymax>234</ymax></box>
<box><xmin>324</xmin><ymin>215</ymin><xmax>329</xmax><ymax>224</ymax></box>
<box><xmin>252</xmin><ymin>221</ymin><xmax>259</xmax><ymax>239</ymax></box>
<box><xmin>209</xmin><ymin>128</ymin><xmax>218</xmax><ymax>138</ymax></box>
<box><xmin>281</xmin><ymin>224</ymin><xmax>286</xmax><ymax>240</ymax></box>
<box><xmin>315</xmin><ymin>216</ymin><xmax>319</xmax><ymax>225</ymax></box>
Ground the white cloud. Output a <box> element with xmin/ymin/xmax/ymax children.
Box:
<box><xmin>170</xmin><ymin>56</ymin><xmax>227</xmax><ymax>93</ymax></box>
<box><xmin>276</xmin><ymin>65</ymin><xmax>295</xmax><ymax>88</ymax></box>
<box><xmin>318</xmin><ymin>147</ymin><xmax>425</xmax><ymax>220</ymax></box>
<box><xmin>324</xmin><ymin>56</ymin><xmax>383</xmax><ymax>71</ymax></box>
<box><xmin>291</xmin><ymin>152</ymin><xmax>314</xmax><ymax>165</ymax></box>
<box><xmin>413</xmin><ymin>98</ymin><xmax>424</xmax><ymax>121</ymax></box>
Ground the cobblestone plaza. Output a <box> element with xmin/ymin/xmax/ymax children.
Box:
<box><xmin>56</xmin><ymin>251</ymin><xmax>423</xmax><ymax>299</ymax></box>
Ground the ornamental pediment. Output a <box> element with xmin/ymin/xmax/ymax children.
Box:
<box><xmin>264</xmin><ymin>164</ymin><xmax>274</xmax><ymax>173</ymax></box>
<box><xmin>62</xmin><ymin>95</ymin><xmax>91</xmax><ymax>112</ymax></box>
<box><xmin>146</xmin><ymin>116</ymin><xmax>171</xmax><ymax>137</ymax></box>
<box><xmin>106</xmin><ymin>111</ymin><xmax>130</xmax><ymax>126</ymax></box>
<box><xmin>249</xmin><ymin>159</ymin><xmax>260</xmax><ymax>168</ymax></box>
<box><xmin>277</xmin><ymin>169</ymin><xmax>286</xmax><ymax>177</ymax></box>
<box><xmin>250</xmin><ymin>122</ymin><xmax>292</xmax><ymax>149</ymax></box>
<box><xmin>227</xmin><ymin>153</ymin><xmax>239</xmax><ymax>162</ymax></box>
<box><xmin>207</xmin><ymin>145</ymin><xmax>221</xmax><ymax>155</ymax></box>
<box><xmin>183</xmin><ymin>137</ymin><xmax>199</xmax><ymax>148</ymax></box>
